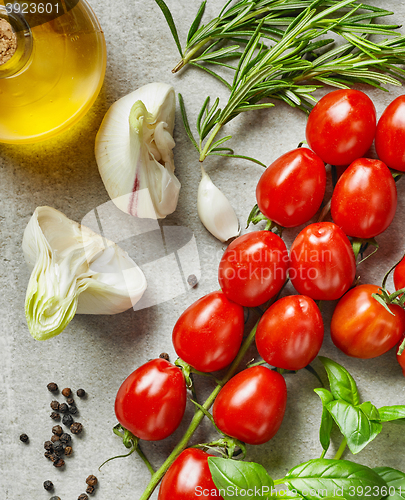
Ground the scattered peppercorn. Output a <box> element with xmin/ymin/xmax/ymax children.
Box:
<box><xmin>187</xmin><ymin>274</ymin><xmax>198</xmax><ymax>287</ymax></box>
<box><xmin>67</xmin><ymin>397</ymin><xmax>74</xmax><ymax>405</ymax></box>
<box><xmin>44</xmin><ymin>441</ymin><xmax>54</xmax><ymax>450</ymax></box>
<box><xmin>53</xmin><ymin>441</ymin><xmax>64</xmax><ymax>455</ymax></box>
<box><xmin>70</xmin><ymin>422</ymin><xmax>83</xmax><ymax>434</ymax></box>
<box><xmin>78</xmin><ymin>494</ymin><xmax>88</xmax><ymax>500</ymax></box>
<box><xmin>53</xmin><ymin>458</ymin><xmax>65</xmax><ymax>468</ymax></box>
<box><xmin>50</xmin><ymin>497</ymin><xmax>61</xmax><ymax>500</ymax></box>
<box><xmin>51</xmin><ymin>435</ymin><xmax>60</xmax><ymax>443</ymax></box>
<box><xmin>76</xmin><ymin>389</ymin><xmax>86</xmax><ymax>398</ymax></box>
<box><xmin>19</xmin><ymin>433</ymin><xmax>29</xmax><ymax>443</ymax></box>
<box><xmin>69</xmin><ymin>405</ymin><xmax>78</xmax><ymax>414</ymax></box>
<box><xmin>62</xmin><ymin>388</ymin><xmax>71</xmax><ymax>398</ymax></box>
<box><xmin>49</xmin><ymin>454</ymin><xmax>59</xmax><ymax>463</ymax></box>
<box><xmin>52</xmin><ymin>425</ymin><xmax>63</xmax><ymax>436</ymax></box>
<box><xmin>50</xmin><ymin>401</ymin><xmax>60</xmax><ymax>411</ymax></box>
<box><xmin>43</xmin><ymin>480</ymin><xmax>54</xmax><ymax>491</ymax></box>
<box><xmin>59</xmin><ymin>403</ymin><xmax>69</xmax><ymax>413</ymax></box>
<box><xmin>62</xmin><ymin>414</ymin><xmax>74</xmax><ymax>427</ymax></box>
<box><xmin>47</xmin><ymin>382</ymin><xmax>58</xmax><ymax>393</ymax></box>
<box><xmin>50</xmin><ymin>412</ymin><xmax>60</xmax><ymax>420</ymax></box>
<box><xmin>86</xmin><ymin>475</ymin><xmax>98</xmax><ymax>487</ymax></box>
<box><xmin>64</xmin><ymin>445</ymin><xmax>73</xmax><ymax>456</ymax></box>
<box><xmin>44</xmin><ymin>451</ymin><xmax>53</xmax><ymax>459</ymax></box>
<box><xmin>159</xmin><ymin>352</ymin><xmax>170</xmax><ymax>361</ymax></box>
<box><xmin>60</xmin><ymin>433</ymin><xmax>71</xmax><ymax>444</ymax></box>
<box><xmin>86</xmin><ymin>485</ymin><xmax>95</xmax><ymax>495</ymax></box>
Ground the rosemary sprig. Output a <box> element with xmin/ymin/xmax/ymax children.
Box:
<box><xmin>157</xmin><ymin>0</ymin><xmax>405</xmax><ymax>164</ymax></box>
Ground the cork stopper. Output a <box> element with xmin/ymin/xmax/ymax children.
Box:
<box><xmin>0</xmin><ymin>18</ymin><xmax>17</xmax><ymax>66</ymax></box>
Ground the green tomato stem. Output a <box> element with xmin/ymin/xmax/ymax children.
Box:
<box><xmin>139</xmin><ymin>320</ymin><xmax>259</xmax><ymax>500</ymax></box>
<box><xmin>334</xmin><ymin>437</ymin><xmax>347</xmax><ymax>460</ymax></box>
<box><xmin>136</xmin><ymin>445</ymin><xmax>156</xmax><ymax>476</ymax></box>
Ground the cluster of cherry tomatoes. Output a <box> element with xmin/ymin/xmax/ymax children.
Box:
<box><xmin>114</xmin><ymin>89</ymin><xmax>405</xmax><ymax>498</ymax></box>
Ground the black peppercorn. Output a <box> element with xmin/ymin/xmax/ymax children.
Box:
<box><xmin>76</xmin><ymin>389</ymin><xmax>86</xmax><ymax>398</ymax></box>
<box><xmin>64</xmin><ymin>445</ymin><xmax>73</xmax><ymax>456</ymax></box>
<box><xmin>43</xmin><ymin>480</ymin><xmax>54</xmax><ymax>491</ymax></box>
<box><xmin>86</xmin><ymin>475</ymin><xmax>98</xmax><ymax>486</ymax></box>
<box><xmin>44</xmin><ymin>441</ymin><xmax>54</xmax><ymax>450</ymax></box>
<box><xmin>69</xmin><ymin>404</ymin><xmax>78</xmax><ymax>414</ymax></box>
<box><xmin>44</xmin><ymin>451</ymin><xmax>53</xmax><ymax>459</ymax></box>
<box><xmin>19</xmin><ymin>433</ymin><xmax>29</xmax><ymax>443</ymax></box>
<box><xmin>53</xmin><ymin>441</ymin><xmax>64</xmax><ymax>455</ymax></box>
<box><xmin>60</xmin><ymin>433</ymin><xmax>71</xmax><ymax>444</ymax></box>
<box><xmin>70</xmin><ymin>422</ymin><xmax>83</xmax><ymax>434</ymax></box>
<box><xmin>53</xmin><ymin>458</ymin><xmax>65</xmax><ymax>468</ymax></box>
<box><xmin>50</xmin><ymin>497</ymin><xmax>61</xmax><ymax>500</ymax></box>
<box><xmin>67</xmin><ymin>397</ymin><xmax>74</xmax><ymax>405</ymax></box>
<box><xmin>59</xmin><ymin>403</ymin><xmax>69</xmax><ymax>413</ymax></box>
<box><xmin>187</xmin><ymin>274</ymin><xmax>198</xmax><ymax>287</ymax></box>
<box><xmin>50</xmin><ymin>401</ymin><xmax>60</xmax><ymax>411</ymax></box>
<box><xmin>51</xmin><ymin>435</ymin><xmax>60</xmax><ymax>443</ymax></box>
<box><xmin>62</xmin><ymin>387</ymin><xmax>72</xmax><ymax>398</ymax></box>
<box><xmin>159</xmin><ymin>352</ymin><xmax>170</xmax><ymax>361</ymax></box>
<box><xmin>52</xmin><ymin>425</ymin><xmax>63</xmax><ymax>436</ymax></box>
<box><xmin>50</xmin><ymin>412</ymin><xmax>60</xmax><ymax>420</ymax></box>
<box><xmin>49</xmin><ymin>454</ymin><xmax>59</xmax><ymax>463</ymax></box>
<box><xmin>47</xmin><ymin>382</ymin><xmax>58</xmax><ymax>392</ymax></box>
<box><xmin>62</xmin><ymin>414</ymin><xmax>74</xmax><ymax>427</ymax></box>
<box><xmin>78</xmin><ymin>494</ymin><xmax>88</xmax><ymax>500</ymax></box>
<box><xmin>86</xmin><ymin>485</ymin><xmax>95</xmax><ymax>495</ymax></box>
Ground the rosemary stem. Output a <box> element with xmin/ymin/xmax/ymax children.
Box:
<box><xmin>199</xmin><ymin>122</ymin><xmax>223</xmax><ymax>161</ymax></box>
<box><xmin>172</xmin><ymin>37</ymin><xmax>213</xmax><ymax>73</ymax></box>
<box><xmin>139</xmin><ymin>321</ymin><xmax>259</xmax><ymax>500</ymax></box>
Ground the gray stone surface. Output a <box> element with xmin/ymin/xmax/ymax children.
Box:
<box><xmin>1</xmin><ymin>0</ymin><xmax>405</xmax><ymax>498</ymax></box>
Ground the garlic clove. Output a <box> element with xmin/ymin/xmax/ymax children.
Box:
<box><xmin>95</xmin><ymin>82</ymin><xmax>180</xmax><ymax>220</ymax></box>
<box><xmin>23</xmin><ymin>207</ymin><xmax>147</xmax><ymax>340</ymax></box>
<box><xmin>197</xmin><ymin>167</ymin><xmax>240</xmax><ymax>242</ymax></box>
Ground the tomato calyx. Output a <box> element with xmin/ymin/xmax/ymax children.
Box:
<box><xmin>194</xmin><ymin>436</ymin><xmax>247</xmax><ymax>460</ymax></box>
<box><xmin>398</xmin><ymin>337</ymin><xmax>405</xmax><ymax>357</ymax></box>
<box><xmin>351</xmin><ymin>238</ymin><xmax>379</xmax><ymax>263</ymax></box>
<box><xmin>372</xmin><ymin>258</ymin><xmax>405</xmax><ymax>315</ymax></box>
<box><xmin>246</xmin><ymin>204</ymin><xmax>284</xmax><ymax>236</ymax></box>
<box><xmin>99</xmin><ymin>424</ymin><xmax>143</xmax><ymax>470</ymax></box>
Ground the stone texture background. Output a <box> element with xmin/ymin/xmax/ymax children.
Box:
<box><xmin>1</xmin><ymin>0</ymin><xmax>405</xmax><ymax>498</ymax></box>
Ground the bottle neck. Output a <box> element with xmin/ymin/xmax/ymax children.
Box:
<box><xmin>0</xmin><ymin>6</ymin><xmax>33</xmax><ymax>79</ymax></box>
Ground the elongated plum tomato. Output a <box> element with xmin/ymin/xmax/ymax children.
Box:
<box><xmin>218</xmin><ymin>231</ymin><xmax>288</xmax><ymax>307</ymax></box>
<box><xmin>331</xmin><ymin>284</ymin><xmax>405</xmax><ymax>359</ymax></box>
<box><xmin>172</xmin><ymin>291</ymin><xmax>244</xmax><ymax>372</ymax></box>
<box><xmin>256</xmin><ymin>295</ymin><xmax>324</xmax><ymax>370</ymax></box>
<box><xmin>256</xmin><ymin>148</ymin><xmax>326</xmax><ymax>227</ymax></box>
<box><xmin>306</xmin><ymin>89</ymin><xmax>376</xmax><ymax>166</ymax></box>
<box><xmin>212</xmin><ymin>366</ymin><xmax>287</xmax><ymax>445</ymax></box>
<box><xmin>289</xmin><ymin>222</ymin><xmax>356</xmax><ymax>301</ymax></box>
<box><xmin>158</xmin><ymin>448</ymin><xmax>224</xmax><ymax>500</ymax></box>
<box><xmin>375</xmin><ymin>95</ymin><xmax>405</xmax><ymax>172</ymax></box>
<box><xmin>394</xmin><ymin>255</ymin><xmax>405</xmax><ymax>292</ymax></box>
<box><xmin>115</xmin><ymin>359</ymin><xmax>186</xmax><ymax>441</ymax></box>
<box><xmin>331</xmin><ymin>158</ymin><xmax>397</xmax><ymax>239</ymax></box>
<box><xmin>397</xmin><ymin>336</ymin><xmax>405</xmax><ymax>377</ymax></box>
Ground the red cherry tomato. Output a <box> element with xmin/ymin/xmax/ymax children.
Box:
<box><xmin>394</xmin><ymin>256</ymin><xmax>405</xmax><ymax>292</ymax></box>
<box><xmin>256</xmin><ymin>295</ymin><xmax>324</xmax><ymax>370</ymax></box>
<box><xmin>375</xmin><ymin>95</ymin><xmax>405</xmax><ymax>172</ymax></box>
<box><xmin>306</xmin><ymin>89</ymin><xmax>376</xmax><ymax>166</ymax></box>
<box><xmin>256</xmin><ymin>148</ymin><xmax>326</xmax><ymax>228</ymax></box>
<box><xmin>218</xmin><ymin>231</ymin><xmax>288</xmax><ymax>307</ymax></box>
<box><xmin>158</xmin><ymin>448</ymin><xmax>223</xmax><ymax>500</ymax></box>
<box><xmin>212</xmin><ymin>366</ymin><xmax>287</xmax><ymax>445</ymax></box>
<box><xmin>397</xmin><ymin>336</ymin><xmax>405</xmax><ymax>377</ymax></box>
<box><xmin>115</xmin><ymin>358</ymin><xmax>186</xmax><ymax>441</ymax></box>
<box><xmin>331</xmin><ymin>284</ymin><xmax>405</xmax><ymax>359</ymax></box>
<box><xmin>331</xmin><ymin>158</ymin><xmax>397</xmax><ymax>239</ymax></box>
<box><xmin>172</xmin><ymin>291</ymin><xmax>244</xmax><ymax>373</ymax></box>
<box><xmin>289</xmin><ymin>222</ymin><xmax>356</xmax><ymax>301</ymax></box>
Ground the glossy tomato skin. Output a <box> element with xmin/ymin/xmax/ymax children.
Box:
<box><xmin>158</xmin><ymin>448</ymin><xmax>223</xmax><ymax>500</ymax></box>
<box><xmin>396</xmin><ymin>336</ymin><xmax>405</xmax><ymax>377</ymax></box>
<box><xmin>331</xmin><ymin>284</ymin><xmax>405</xmax><ymax>359</ymax></box>
<box><xmin>256</xmin><ymin>148</ymin><xmax>326</xmax><ymax>227</ymax></box>
<box><xmin>115</xmin><ymin>359</ymin><xmax>186</xmax><ymax>441</ymax></box>
<box><xmin>212</xmin><ymin>366</ymin><xmax>287</xmax><ymax>445</ymax></box>
<box><xmin>218</xmin><ymin>231</ymin><xmax>288</xmax><ymax>307</ymax></box>
<box><xmin>256</xmin><ymin>295</ymin><xmax>324</xmax><ymax>370</ymax></box>
<box><xmin>306</xmin><ymin>89</ymin><xmax>376</xmax><ymax>166</ymax></box>
<box><xmin>172</xmin><ymin>291</ymin><xmax>244</xmax><ymax>372</ymax></box>
<box><xmin>289</xmin><ymin>222</ymin><xmax>356</xmax><ymax>301</ymax></box>
<box><xmin>375</xmin><ymin>96</ymin><xmax>405</xmax><ymax>172</ymax></box>
<box><xmin>331</xmin><ymin>158</ymin><xmax>397</xmax><ymax>239</ymax></box>
<box><xmin>394</xmin><ymin>256</ymin><xmax>405</xmax><ymax>292</ymax></box>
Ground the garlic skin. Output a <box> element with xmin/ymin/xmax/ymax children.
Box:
<box><xmin>23</xmin><ymin>207</ymin><xmax>147</xmax><ymax>341</ymax></box>
<box><xmin>95</xmin><ymin>82</ymin><xmax>180</xmax><ymax>219</ymax></box>
<box><xmin>197</xmin><ymin>167</ymin><xmax>240</xmax><ymax>242</ymax></box>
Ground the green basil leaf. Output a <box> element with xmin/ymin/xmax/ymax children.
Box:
<box><xmin>284</xmin><ymin>459</ymin><xmax>387</xmax><ymax>500</ymax></box>
<box><xmin>314</xmin><ymin>388</ymin><xmax>334</xmax><ymax>452</ymax></box>
<box><xmin>319</xmin><ymin>357</ymin><xmax>360</xmax><ymax>406</ymax></box>
<box><xmin>378</xmin><ymin>406</ymin><xmax>405</xmax><ymax>423</ymax></box>
<box><xmin>359</xmin><ymin>402</ymin><xmax>380</xmax><ymax>422</ymax></box>
<box><xmin>327</xmin><ymin>400</ymin><xmax>382</xmax><ymax>454</ymax></box>
<box><xmin>208</xmin><ymin>457</ymin><xmax>274</xmax><ymax>500</ymax></box>
<box><xmin>374</xmin><ymin>467</ymin><xmax>405</xmax><ymax>500</ymax></box>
